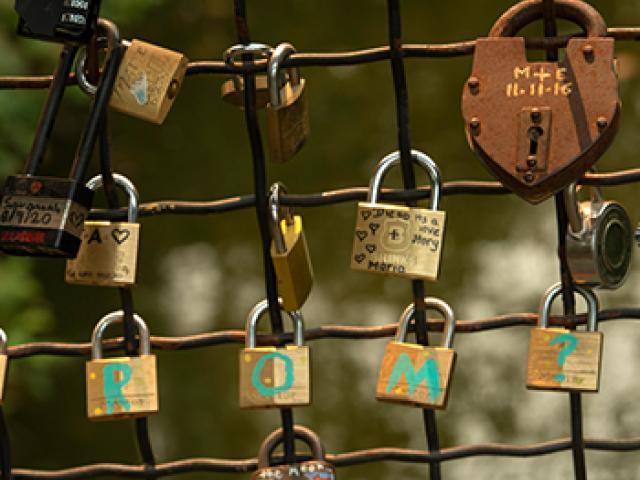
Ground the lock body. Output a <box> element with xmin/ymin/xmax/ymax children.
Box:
<box><xmin>251</xmin><ymin>461</ymin><xmax>336</xmax><ymax>479</ymax></box>
<box><xmin>267</xmin><ymin>79</ymin><xmax>310</xmax><ymax>163</ymax></box>
<box><xmin>271</xmin><ymin>216</ymin><xmax>313</xmax><ymax>311</ymax></box>
<box><xmin>566</xmin><ymin>201</ymin><xmax>632</xmax><ymax>289</ymax></box>
<box><xmin>66</xmin><ymin>221</ymin><xmax>140</xmax><ymax>286</ymax></box>
<box><xmin>16</xmin><ymin>0</ymin><xmax>102</xmax><ymax>43</ymax></box>
<box><xmin>526</xmin><ymin>327</ymin><xmax>602</xmax><ymax>392</ymax></box>
<box><xmin>0</xmin><ymin>175</ymin><xmax>93</xmax><ymax>257</ymax></box>
<box><xmin>110</xmin><ymin>40</ymin><xmax>188</xmax><ymax>124</ymax></box>
<box><xmin>240</xmin><ymin>346</ymin><xmax>310</xmax><ymax>408</ymax></box>
<box><xmin>86</xmin><ymin>355</ymin><xmax>158</xmax><ymax>420</ymax></box>
<box><xmin>461</xmin><ymin>37</ymin><xmax>620</xmax><ymax>204</ymax></box>
<box><xmin>351</xmin><ymin>202</ymin><xmax>446</xmax><ymax>281</ymax></box>
<box><xmin>221</xmin><ymin>76</ymin><xmax>271</xmax><ymax>109</ymax></box>
<box><xmin>376</xmin><ymin>342</ymin><xmax>455</xmax><ymax>409</ymax></box>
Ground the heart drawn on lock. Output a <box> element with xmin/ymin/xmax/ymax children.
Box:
<box><xmin>365</xmin><ymin>244</ymin><xmax>376</xmax><ymax>254</ymax></box>
<box><xmin>361</xmin><ymin>210</ymin><xmax>372</xmax><ymax>221</ymax></box>
<box><xmin>68</xmin><ymin>212</ymin><xmax>85</xmax><ymax>228</ymax></box>
<box><xmin>369</xmin><ymin>223</ymin><xmax>380</xmax><ymax>234</ymax></box>
<box><xmin>111</xmin><ymin>229</ymin><xmax>131</xmax><ymax>245</ymax></box>
<box><xmin>354</xmin><ymin>254</ymin><xmax>366</xmax><ymax>264</ymax></box>
<box><xmin>356</xmin><ymin>230</ymin><xmax>368</xmax><ymax>241</ymax></box>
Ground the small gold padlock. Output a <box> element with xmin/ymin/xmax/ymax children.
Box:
<box><xmin>221</xmin><ymin>42</ymin><xmax>272</xmax><ymax>109</ymax></box>
<box><xmin>75</xmin><ymin>41</ymin><xmax>188</xmax><ymax>124</ymax></box>
<box><xmin>0</xmin><ymin>329</ymin><xmax>9</xmax><ymax>404</ymax></box>
<box><xmin>66</xmin><ymin>173</ymin><xmax>140</xmax><ymax>287</ymax></box>
<box><xmin>376</xmin><ymin>298</ymin><xmax>456</xmax><ymax>409</ymax></box>
<box><xmin>351</xmin><ymin>149</ymin><xmax>446</xmax><ymax>281</ymax></box>
<box><xmin>269</xmin><ymin>183</ymin><xmax>313</xmax><ymax>311</ymax></box>
<box><xmin>266</xmin><ymin>43</ymin><xmax>310</xmax><ymax>163</ymax></box>
<box><xmin>526</xmin><ymin>283</ymin><xmax>602</xmax><ymax>393</ymax></box>
<box><xmin>86</xmin><ymin>311</ymin><xmax>158</xmax><ymax>420</ymax></box>
<box><xmin>239</xmin><ymin>300</ymin><xmax>310</xmax><ymax>409</ymax></box>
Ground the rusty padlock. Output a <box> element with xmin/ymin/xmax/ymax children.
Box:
<box><xmin>251</xmin><ymin>425</ymin><xmax>336</xmax><ymax>479</ymax></box>
<box><xmin>461</xmin><ymin>0</ymin><xmax>620</xmax><ymax>204</ymax></box>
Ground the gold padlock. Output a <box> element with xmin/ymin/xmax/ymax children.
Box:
<box><xmin>269</xmin><ymin>183</ymin><xmax>313</xmax><ymax>311</ymax></box>
<box><xmin>221</xmin><ymin>42</ymin><xmax>272</xmax><ymax>108</ymax></box>
<box><xmin>66</xmin><ymin>173</ymin><xmax>140</xmax><ymax>287</ymax></box>
<box><xmin>239</xmin><ymin>300</ymin><xmax>310</xmax><ymax>409</ymax></box>
<box><xmin>526</xmin><ymin>283</ymin><xmax>602</xmax><ymax>393</ymax></box>
<box><xmin>266</xmin><ymin>43</ymin><xmax>310</xmax><ymax>163</ymax></box>
<box><xmin>76</xmin><ymin>41</ymin><xmax>188</xmax><ymax>124</ymax></box>
<box><xmin>351</xmin><ymin>149</ymin><xmax>446</xmax><ymax>281</ymax></box>
<box><xmin>376</xmin><ymin>298</ymin><xmax>456</xmax><ymax>409</ymax></box>
<box><xmin>0</xmin><ymin>329</ymin><xmax>9</xmax><ymax>404</ymax></box>
<box><xmin>86</xmin><ymin>311</ymin><xmax>158</xmax><ymax>421</ymax></box>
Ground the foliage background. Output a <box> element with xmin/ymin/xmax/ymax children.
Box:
<box><xmin>1</xmin><ymin>0</ymin><xmax>640</xmax><ymax>478</ymax></box>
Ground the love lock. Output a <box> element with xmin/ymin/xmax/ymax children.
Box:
<box><xmin>461</xmin><ymin>0</ymin><xmax>620</xmax><ymax>204</ymax></box>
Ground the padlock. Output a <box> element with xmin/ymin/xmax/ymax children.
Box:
<box><xmin>266</xmin><ymin>43</ymin><xmax>310</xmax><ymax>163</ymax></box>
<box><xmin>76</xmin><ymin>40</ymin><xmax>188</xmax><ymax>124</ymax></box>
<box><xmin>16</xmin><ymin>0</ymin><xmax>102</xmax><ymax>44</ymax></box>
<box><xmin>240</xmin><ymin>300</ymin><xmax>310</xmax><ymax>409</ymax></box>
<box><xmin>376</xmin><ymin>298</ymin><xmax>456</xmax><ymax>409</ymax></box>
<box><xmin>564</xmin><ymin>183</ymin><xmax>632</xmax><ymax>289</ymax></box>
<box><xmin>526</xmin><ymin>283</ymin><xmax>602</xmax><ymax>392</ymax></box>
<box><xmin>65</xmin><ymin>173</ymin><xmax>140</xmax><ymax>287</ymax></box>
<box><xmin>86</xmin><ymin>310</ymin><xmax>158</xmax><ymax>420</ymax></box>
<box><xmin>461</xmin><ymin>0</ymin><xmax>620</xmax><ymax>204</ymax></box>
<box><xmin>0</xmin><ymin>24</ymin><xmax>123</xmax><ymax>257</ymax></box>
<box><xmin>252</xmin><ymin>425</ymin><xmax>336</xmax><ymax>479</ymax></box>
<box><xmin>221</xmin><ymin>43</ymin><xmax>273</xmax><ymax>109</ymax></box>
<box><xmin>0</xmin><ymin>329</ymin><xmax>9</xmax><ymax>404</ymax></box>
<box><xmin>351</xmin><ymin>149</ymin><xmax>446</xmax><ymax>281</ymax></box>
<box><xmin>269</xmin><ymin>183</ymin><xmax>313</xmax><ymax>311</ymax></box>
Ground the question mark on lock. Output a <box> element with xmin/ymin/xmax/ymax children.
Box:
<box><xmin>549</xmin><ymin>334</ymin><xmax>578</xmax><ymax>382</ymax></box>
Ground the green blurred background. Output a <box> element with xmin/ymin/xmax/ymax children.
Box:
<box><xmin>1</xmin><ymin>0</ymin><xmax>640</xmax><ymax>478</ymax></box>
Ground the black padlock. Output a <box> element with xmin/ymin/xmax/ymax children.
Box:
<box><xmin>15</xmin><ymin>0</ymin><xmax>102</xmax><ymax>44</ymax></box>
<box><xmin>0</xmin><ymin>22</ymin><xmax>123</xmax><ymax>258</ymax></box>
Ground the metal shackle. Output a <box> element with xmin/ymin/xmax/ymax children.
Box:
<box><xmin>538</xmin><ymin>283</ymin><xmax>599</xmax><ymax>331</ymax></box>
<box><xmin>246</xmin><ymin>299</ymin><xmax>305</xmax><ymax>349</ymax></box>
<box><xmin>223</xmin><ymin>42</ymin><xmax>274</xmax><ymax>92</ymax></box>
<box><xmin>86</xmin><ymin>173</ymin><xmax>139</xmax><ymax>223</ymax></box>
<box><xmin>257</xmin><ymin>425</ymin><xmax>326</xmax><ymax>468</ymax></box>
<box><xmin>368</xmin><ymin>149</ymin><xmax>442</xmax><ymax>211</ymax></box>
<box><xmin>0</xmin><ymin>328</ymin><xmax>8</xmax><ymax>356</ymax></box>
<box><xmin>563</xmin><ymin>182</ymin><xmax>603</xmax><ymax>237</ymax></box>
<box><xmin>395</xmin><ymin>298</ymin><xmax>456</xmax><ymax>349</ymax></box>
<box><xmin>75</xmin><ymin>19</ymin><xmax>123</xmax><ymax>96</ymax></box>
<box><xmin>268</xmin><ymin>182</ymin><xmax>294</xmax><ymax>254</ymax></box>
<box><xmin>489</xmin><ymin>0</ymin><xmax>607</xmax><ymax>38</ymax></box>
<box><xmin>91</xmin><ymin>310</ymin><xmax>151</xmax><ymax>359</ymax></box>
<box><xmin>267</xmin><ymin>42</ymin><xmax>300</xmax><ymax>108</ymax></box>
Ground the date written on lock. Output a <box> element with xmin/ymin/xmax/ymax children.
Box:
<box><xmin>351</xmin><ymin>204</ymin><xmax>445</xmax><ymax>280</ymax></box>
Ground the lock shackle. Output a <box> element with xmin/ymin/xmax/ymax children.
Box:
<box><xmin>86</xmin><ymin>173</ymin><xmax>139</xmax><ymax>223</ymax></box>
<box><xmin>268</xmin><ymin>42</ymin><xmax>299</xmax><ymax>108</ymax></box>
<box><xmin>246</xmin><ymin>299</ymin><xmax>304</xmax><ymax>349</ymax></box>
<box><xmin>489</xmin><ymin>0</ymin><xmax>607</xmax><ymax>39</ymax></box>
<box><xmin>223</xmin><ymin>43</ymin><xmax>274</xmax><ymax>93</ymax></box>
<box><xmin>563</xmin><ymin>182</ymin><xmax>604</xmax><ymax>236</ymax></box>
<box><xmin>75</xmin><ymin>19</ymin><xmax>122</xmax><ymax>96</ymax></box>
<box><xmin>257</xmin><ymin>425</ymin><xmax>326</xmax><ymax>468</ymax></box>
<box><xmin>538</xmin><ymin>282</ymin><xmax>599</xmax><ymax>331</ymax></box>
<box><xmin>368</xmin><ymin>149</ymin><xmax>442</xmax><ymax>211</ymax></box>
<box><xmin>395</xmin><ymin>298</ymin><xmax>456</xmax><ymax>348</ymax></box>
<box><xmin>0</xmin><ymin>328</ymin><xmax>8</xmax><ymax>356</ymax></box>
<box><xmin>268</xmin><ymin>182</ymin><xmax>294</xmax><ymax>254</ymax></box>
<box><xmin>91</xmin><ymin>310</ymin><xmax>151</xmax><ymax>359</ymax></box>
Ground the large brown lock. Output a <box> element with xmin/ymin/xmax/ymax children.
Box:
<box><xmin>251</xmin><ymin>425</ymin><xmax>336</xmax><ymax>479</ymax></box>
<box><xmin>461</xmin><ymin>0</ymin><xmax>620</xmax><ymax>204</ymax></box>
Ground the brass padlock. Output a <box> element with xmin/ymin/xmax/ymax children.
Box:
<box><xmin>461</xmin><ymin>0</ymin><xmax>620</xmax><ymax>204</ymax></box>
<box><xmin>77</xmin><ymin>40</ymin><xmax>188</xmax><ymax>124</ymax></box>
<box><xmin>266</xmin><ymin>43</ymin><xmax>310</xmax><ymax>163</ymax></box>
<box><xmin>252</xmin><ymin>425</ymin><xmax>336</xmax><ymax>479</ymax></box>
<box><xmin>221</xmin><ymin>42</ymin><xmax>272</xmax><ymax>108</ymax></box>
<box><xmin>240</xmin><ymin>300</ymin><xmax>310</xmax><ymax>409</ymax></box>
<box><xmin>527</xmin><ymin>283</ymin><xmax>602</xmax><ymax>392</ymax></box>
<box><xmin>564</xmin><ymin>183</ymin><xmax>632</xmax><ymax>289</ymax></box>
<box><xmin>351</xmin><ymin>149</ymin><xmax>446</xmax><ymax>281</ymax></box>
<box><xmin>376</xmin><ymin>298</ymin><xmax>456</xmax><ymax>409</ymax></box>
<box><xmin>65</xmin><ymin>173</ymin><xmax>140</xmax><ymax>287</ymax></box>
<box><xmin>0</xmin><ymin>329</ymin><xmax>9</xmax><ymax>404</ymax></box>
<box><xmin>269</xmin><ymin>183</ymin><xmax>313</xmax><ymax>311</ymax></box>
<box><xmin>86</xmin><ymin>311</ymin><xmax>158</xmax><ymax>420</ymax></box>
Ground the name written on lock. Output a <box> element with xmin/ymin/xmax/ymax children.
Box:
<box><xmin>505</xmin><ymin>66</ymin><xmax>572</xmax><ymax>98</ymax></box>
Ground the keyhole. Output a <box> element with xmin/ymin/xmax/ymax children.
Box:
<box><xmin>527</xmin><ymin>126</ymin><xmax>544</xmax><ymax>167</ymax></box>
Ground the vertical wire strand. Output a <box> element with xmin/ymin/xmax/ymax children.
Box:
<box><xmin>0</xmin><ymin>406</ymin><xmax>12</xmax><ymax>479</ymax></box>
<box><xmin>233</xmin><ymin>0</ymin><xmax>295</xmax><ymax>464</ymax></box>
<box><xmin>543</xmin><ymin>0</ymin><xmax>586</xmax><ymax>477</ymax></box>
<box><xmin>386</xmin><ymin>1</ymin><xmax>440</xmax><ymax>479</ymax></box>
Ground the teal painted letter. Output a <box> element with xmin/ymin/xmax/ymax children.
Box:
<box><xmin>386</xmin><ymin>352</ymin><xmax>441</xmax><ymax>401</ymax></box>
<box><xmin>103</xmin><ymin>363</ymin><xmax>133</xmax><ymax>414</ymax></box>
<box><xmin>251</xmin><ymin>352</ymin><xmax>294</xmax><ymax>396</ymax></box>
